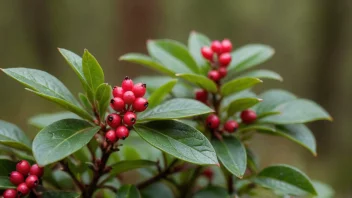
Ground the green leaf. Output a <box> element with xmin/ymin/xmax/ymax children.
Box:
<box><xmin>239</xmin><ymin>69</ymin><xmax>283</xmax><ymax>81</ymax></box>
<box><xmin>147</xmin><ymin>39</ymin><xmax>199</xmax><ymax>74</ymax></box>
<box><xmin>42</xmin><ymin>191</ymin><xmax>81</xmax><ymax>198</ymax></box>
<box><xmin>221</xmin><ymin>90</ymin><xmax>257</xmax><ymax>110</ymax></box>
<box><xmin>255</xmin><ymin>164</ymin><xmax>317</xmax><ymax>196</ymax></box>
<box><xmin>211</xmin><ymin>136</ymin><xmax>246</xmax><ymax>177</ymax></box>
<box><xmin>0</xmin><ymin>159</ymin><xmax>16</xmax><ymax>176</ymax></box>
<box><xmin>29</xmin><ymin>112</ymin><xmax>80</xmax><ymax>128</ymax></box>
<box><xmin>120</xmin><ymin>53</ymin><xmax>175</xmax><ymax>76</ymax></box>
<box><xmin>259</xmin><ymin>99</ymin><xmax>332</xmax><ymax>124</ymax></box>
<box><xmin>176</xmin><ymin>73</ymin><xmax>218</xmax><ymax>93</ymax></box>
<box><xmin>117</xmin><ymin>185</ymin><xmax>141</xmax><ymax>198</ymax></box>
<box><xmin>312</xmin><ymin>180</ymin><xmax>335</xmax><ymax>198</ymax></box>
<box><xmin>134</xmin><ymin>120</ymin><xmax>218</xmax><ymax>165</ymax></box>
<box><xmin>193</xmin><ymin>186</ymin><xmax>229</xmax><ymax>198</ymax></box>
<box><xmin>141</xmin><ymin>182</ymin><xmax>174</xmax><ymax>198</ymax></box>
<box><xmin>227</xmin><ymin>44</ymin><xmax>275</xmax><ymax>73</ymax></box>
<box><xmin>82</xmin><ymin>49</ymin><xmax>104</xmax><ymax>93</ymax></box>
<box><xmin>32</xmin><ymin>119</ymin><xmax>100</xmax><ymax>166</ymax></box>
<box><xmin>221</xmin><ymin>77</ymin><xmax>262</xmax><ymax>97</ymax></box>
<box><xmin>78</xmin><ymin>93</ymin><xmax>92</xmax><ymax>112</ymax></box>
<box><xmin>0</xmin><ymin>176</ymin><xmax>15</xmax><ymax>189</ymax></box>
<box><xmin>148</xmin><ymin>79</ymin><xmax>177</xmax><ymax>108</ymax></box>
<box><xmin>109</xmin><ymin>160</ymin><xmax>156</xmax><ymax>176</ymax></box>
<box><xmin>188</xmin><ymin>31</ymin><xmax>211</xmax><ymax>75</ymax></box>
<box><xmin>95</xmin><ymin>83</ymin><xmax>112</xmax><ymax>119</ymax></box>
<box><xmin>238</xmin><ymin>123</ymin><xmax>276</xmax><ymax>133</ymax></box>
<box><xmin>0</xmin><ymin>120</ymin><xmax>31</xmax><ymax>152</ymax></box>
<box><xmin>227</xmin><ymin>97</ymin><xmax>262</xmax><ymax>116</ymax></box>
<box><xmin>138</xmin><ymin>98</ymin><xmax>214</xmax><ymax>122</ymax></box>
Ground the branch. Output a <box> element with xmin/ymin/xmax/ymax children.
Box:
<box><xmin>60</xmin><ymin>161</ymin><xmax>85</xmax><ymax>193</ymax></box>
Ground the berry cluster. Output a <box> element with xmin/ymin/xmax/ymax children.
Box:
<box><xmin>107</xmin><ymin>77</ymin><xmax>148</xmax><ymax>143</ymax></box>
<box><xmin>3</xmin><ymin>160</ymin><xmax>44</xmax><ymax>198</ymax></box>
<box><xmin>201</xmin><ymin>39</ymin><xmax>233</xmax><ymax>82</ymax></box>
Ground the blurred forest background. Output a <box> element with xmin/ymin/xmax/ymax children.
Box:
<box><xmin>0</xmin><ymin>0</ymin><xmax>351</xmax><ymax>197</ymax></box>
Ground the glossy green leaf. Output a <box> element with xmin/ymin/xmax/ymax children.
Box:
<box><xmin>138</xmin><ymin>98</ymin><xmax>214</xmax><ymax>122</ymax></box>
<box><xmin>239</xmin><ymin>69</ymin><xmax>283</xmax><ymax>81</ymax></box>
<box><xmin>134</xmin><ymin>120</ymin><xmax>218</xmax><ymax>165</ymax></box>
<box><xmin>120</xmin><ymin>53</ymin><xmax>175</xmax><ymax>76</ymax></box>
<box><xmin>0</xmin><ymin>120</ymin><xmax>31</xmax><ymax>152</ymax></box>
<box><xmin>142</xmin><ymin>182</ymin><xmax>174</xmax><ymax>198</ymax></box>
<box><xmin>32</xmin><ymin>119</ymin><xmax>100</xmax><ymax>166</ymax></box>
<box><xmin>176</xmin><ymin>73</ymin><xmax>218</xmax><ymax>93</ymax></box>
<box><xmin>0</xmin><ymin>176</ymin><xmax>15</xmax><ymax>189</ymax></box>
<box><xmin>29</xmin><ymin>112</ymin><xmax>80</xmax><ymax>128</ymax></box>
<box><xmin>255</xmin><ymin>164</ymin><xmax>317</xmax><ymax>196</ymax></box>
<box><xmin>117</xmin><ymin>185</ymin><xmax>141</xmax><ymax>198</ymax></box>
<box><xmin>312</xmin><ymin>180</ymin><xmax>335</xmax><ymax>198</ymax></box>
<box><xmin>246</xmin><ymin>148</ymin><xmax>259</xmax><ymax>173</ymax></box>
<box><xmin>148</xmin><ymin>79</ymin><xmax>177</xmax><ymax>108</ymax></box>
<box><xmin>42</xmin><ymin>191</ymin><xmax>81</xmax><ymax>198</ymax></box>
<box><xmin>227</xmin><ymin>97</ymin><xmax>262</xmax><ymax>116</ymax></box>
<box><xmin>109</xmin><ymin>160</ymin><xmax>156</xmax><ymax>176</ymax></box>
<box><xmin>147</xmin><ymin>39</ymin><xmax>199</xmax><ymax>74</ymax></box>
<box><xmin>193</xmin><ymin>186</ymin><xmax>229</xmax><ymax>198</ymax></box>
<box><xmin>82</xmin><ymin>49</ymin><xmax>104</xmax><ymax>93</ymax></box>
<box><xmin>221</xmin><ymin>90</ymin><xmax>257</xmax><ymax>110</ymax></box>
<box><xmin>212</xmin><ymin>136</ymin><xmax>246</xmax><ymax>177</ymax></box>
<box><xmin>188</xmin><ymin>31</ymin><xmax>211</xmax><ymax>75</ymax></box>
<box><xmin>95</xmin><ymin>83</ymin><xmax>112</xmax><ymax>119</ymax></box>
<box><xmin>259</xmin><ymin>99</ymin><xmax>332</xmax><ymax>124</ymax></box>
<box><xmin>78</xmin><ymin>93</ymin><xmax>92</xmax><ymax>112</ymax></box>
<box><xmin>238</xmin><ymin>123</ymin><xmax>276</xmax><ymax>133</ymax></box>
<box><xmin>221</xmin><ymin>77</ymin><xmax>262</xmax><ymax>97</ymax></box>
<box><xmin>0</xmin><ymin>159</ymin><xmax>16</xmax><ymax>176</ymax></box>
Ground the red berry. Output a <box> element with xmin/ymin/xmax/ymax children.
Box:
<box><xmin>201</xmin><ymin>46</ymin><xmax>213</xmax><ymax>61</ymax></box>
<box><xmin>210</xmin><ymin>40</ymin><xmax>222</xmax><ymax>54</ymax></box>
<box><xmin>105</xmin><ymin>130</ymin><xmax>117</xmax><ymax>143</ymax></box>
<box><xmin>123</xmin><ymin>91</ymin><xmax>136</xmax><ymax>105</ymax></box>
<box><xmin>202</xmin><ymin>168</ymin><xmax>214</xmax><ymax>180</ymax></box>
<box><xmin>133</xmin><ymin>97</ymin><xmax>148</xmax><ymax>112</ymax></box>
<box><xmin>17</xmin><ymin>183</ymin><xmax>29</xmax><ymax>196</ymax></box>
<box><xmin>116</xmin><ymin>126</ymin><xmax>129</xmax><ymax>139</ymax></box>
<box><xmin>110</xmin><ymin>97</ymin><xmax>125</xmax><ymax>112</ymax></box>
<box><xmin>218</xmin><ymin>67</ymin><xmax>227</xmax><ymax>78</ymax></box>
<box><xmin>219</xmin><ymin>53</ymin><xmax>232</xmax><ymax>67</ymax></box>
<box><xmin>9</xmin><ymin>171</ymin><xmax>24</xmax><ymax>185</ymax></box>
<box><xmin>25</xmin><ymin>175</ymin><xmax>39</xmax><ymax>189</ymax></box>
<box><xmin>106</xmin><ymin>113</ymin><xmax>121</xmax><ymax>128</ymax></box>
<box><xmin>3</xmin><ymin>189</ymin><xmax>17</xmax><ymax>198</ymax></box>
<box><xmin>29</xmin><ymin>164</ymin><xmax>44</xmax><ymax>177</ymax></box>
<box><xmin>132</xmin><ymin>83</ymin><xmax>147</xmax><ymax>97</ymax></box>
<box><xmin>112</xmin><ymin>86</ymin><xmax>124</xmax><ymax>98</ymax></box>
<box><xmin>123</xmin><ymin>112</ymin><xmax>136</xmax><ymax>126</ymax></box>
<box><xmin>122</xmin><ymin>76</ymin><xmax>134</xmax><ymax>91</ymax></box>
<box><xmin>195</xmin><ymin>89</ymin><xmax>208</xmax><ymax>102</ymax></box>
<box><xmin>208</xmin><ymin>70</ymin><xmax>221</xmax><ymax>82</ymax></box>
<box><xmin>221</xmin><ymin>39</ymin><xmax>232</xmax><ymax>53</ymax></box>
<box><xmin>224</xmin><ymin>120</ymin><xmax>239</xmax><ymax>133</ymax></box>
<box><xmin>206</xmin><ymin>114</ymin><xmax>220</xmax><ymax>129</ymax></box>
<box><xmin>241</xmin><ymin>110</ymin><xmax>257</xmax><ymax>124</ymax></box>
<box><xmin>16</xmin><ymin>160</ymin><xmax>30</xmax><ymax>176</ymax></box>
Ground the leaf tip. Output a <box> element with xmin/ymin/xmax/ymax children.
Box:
<box><xmin>327</xmin><ymin>117</ymin><xmax>333</xmax><ymax>122</ymax></box>
<box><xmin>258</xmin><ymin>98</ymin><xmax>263</xmax><ymax>102</ymax></box>
<box><xmin>215</xmin><ymin>163</ymin><xmax>220</xmax><ymax>167</ymax></box>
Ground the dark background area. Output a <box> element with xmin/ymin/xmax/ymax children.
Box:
<box><xmin>0</xmin><ymin>1</ymin><xmax>351</xmax><ymax>197</ymax></box>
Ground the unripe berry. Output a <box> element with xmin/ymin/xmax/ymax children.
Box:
<box><xmin>123</xmin><ymin>112</ymin><xmax>136</xmax><ymax>126</ymax></box>
<box><xmin>218</xmin><ymin>67</ymin><xmax>227</xmax><ymax>78</ymax></box>
<box><xmin>133</xmin><ymin>97</ymin><xmax>148</xmax><ymax>112</ymax></box>
<box><xmin>224</xmin><ymin>120</ymin><xmax>239</xmax><ymax>133</ymax></box>
<box><xmin>112</xmin><ymin>86</ymin><xmax>124</xmax><ymax>98</ymax></box>
<box><xmin>29</xmin><ymin>164</ymin><xmax>44</xmax><ymax>177</ymax></box>
<box><xmin>17</xmin><ymin>183</ymin><xmax>29</xmax><ymax>196</ymax></box>
<box><xmin>105</xmin><ymin>130</ymin><xmax>117</xmax><ymax>143</ymax></box>
<box><xmin>221</xmin><ymin>39</ymin><xmax>232</xmax><ymax>53</ymax></box>
<box><xmin>202</xmin><ymin>168</ymin><xmax>214</xmax><ymax>180</ymax></box>
<box><xmin>219</xmin><ymin>53</ymin><xmax>232</xmax><ymax>67</ymax></box>
<box><xmin>25</xmin><ymin>175</ymin><xmax>39</xmax><ymax>189</ymax></box>
<box><xmin>195</xmin><ymin>89</ymin><xmax>208</xmax><ymax>102</ymax></box>
<box><xmin>122</xmin><ymin>76</ymin><xmax>134</xmax><ymax>91</ymax></box>
<box><xmin>9</xmin><ymin>171</ymin><xmax>24</xmax><ymax>185</ymax></box>
<box><xmin>3</xmin><ymin>189</ymin><xmax>17</xmax><ymax>198</ymax></box>
<box><xmin>123</xmin><ymin>91</ymin><xmax>136</xmax><ymax>105</ymax></box>
<box><xmin>206</xmin><ymin>114</ymin><xmax>220</xmax><ymax>129</ymax></box>
<box><xmin>106</xmin><ymin>113</ymin><xmax>121</xmax><ymax>128</ymax></box>
<box><xmin>241</xmin><ymin>109</ymin><xmax>257</xmax><ymax>124</ymax></box>
<box><xmin>116</xmin><ymin>126</ymin><xmax>129</xmax><ymax>139</ymax></box>
<box><xmin>208</xmin><ymin>70</ymin><xmax>221</xmax><ymax>82</ymax></box>
<box><xmin>16</xmin><ymin>160</ymin><xmax>30</xmax><ymax>176</ymax></box>
<box><xmin>201</xmin><ymin>46</ymin><xmax>213</xmax><ymax>61</ymax></box>
<box><xmin>132</xmin><ymin>83</ymin><xmax>147</xmax><ymax>97</ymax></box>
<box><xmin>210</xmin><ymin>40</ymin><xmax>222</xmax><ymax>54</ymax></box>
<box><xmin>110</xmin><ymin>97</ymin><xmax>125</xmax><ymax>112</ymax></box>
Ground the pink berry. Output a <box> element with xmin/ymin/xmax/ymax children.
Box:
<box><xmin>122</xmin><ymin>76</ymin><xmax>134</xmax><ymax>91</ymax></box>
<box><xmin>201</xmin><ymin>46</ymin><xmax>213</xmax><ymax>61</ymax></box>
<box><xmin>224</xmin><ymin>120</ymin><xmax>239</xmax><ymax>133</ymax></box>
<box><xmin>9</xmin><ymin>171</ymin><xmax>24</xmax><ymax>185</ymax></box>
<box><xmin>208</xmin><ymin>70</ymin><xmax>221</xmax><ymax>82</ymax></box>
<box><xmin>110</xmin><ymin>97</ymin><xmax>125</xmax><ymax>112</ymax></box>
<box><xmin>17</xmin><ymin>183</ymin><xmax>29</xmax><ymax>196</ymax></box>
<box><xmin>241</xmin><ymin>110</ymin><xmax>257</xmax><ymax>124</ymax></box>
<box><xmin>202</xmin><ymin>168</ymin><xmax>214</xmax><ymax>180</ymax></box>
<box><xmin>133</xmin><ymin>97</ymin><xmax>148</xmax><ymax>112</ymax></box>
<box><xmin>219</xmin><ymin>53</ymin><xmax>232</xmax><ymax>67</ymax></box>
<box><xmin>210</xmin><ymin>40</ymin><xmax>222</xmax><ymax>54</ymax></box>
<box><xmin>106</xmin><ymin>113</ymin><xmax>121</xmax><ymax>128</ymax></box>
<box><xmin>3</xmin><ymin>189</ymin><xmax>17</xmax><ymax>198</ymax></box>
<box><xmin>16</xmin><ymin>160</ymin><xmax>30</xmax><ymax>176</ymax></box>
<box><xmin>206</xmin><ymin>114</ymin><xmax>220</xmax><ymax>129</ymax></box>
<box><xmin>123</xmin><ymin>91</ymin><xmax>136</xmax><ymax>105</ymax></box>
<box><xmin>105</xmin><ymin>130</ymin><xmax>117</xmax><ymax>143</ymax></box>
<box><xmin>29</xmin><ymin>164</ymin><xmax>44</xmax><ymax>177</ymax></box>
<box><xmin>218</xmin><ymin>67</ymin><xmax>227</xmax><ymax>78</ymax></box>
<box><xmin>116</xmin><ymin>126</ymin><xmax>130</xmax><ymax>140</ymax></box>
<box><xmin>123</xmin><ymin>112</ymin><xmax>136</xmax><ymax>126</ymax></box>
<box><xmin>132</xmin><ymin>83</ymin><xmax>147</xmax><ymax>97</ymax></box>
<box><xmin>25</xmin><ymin>175</ymin><xmax>39</xmax><ymax>189</ymax></box>
<box><xmin>221</xmin><ymin>39</ymin><xmax>232</xmax><ymax>53</ymax></box>
<box><xmin>112</xmin><ymin>86</ymin><xmax>124</xmax><ymax>98</ymax></box>
<box><xmin>195</xmin><ymin>89</ymin><xmax>208</xmax><ymax>102</ymax></box>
